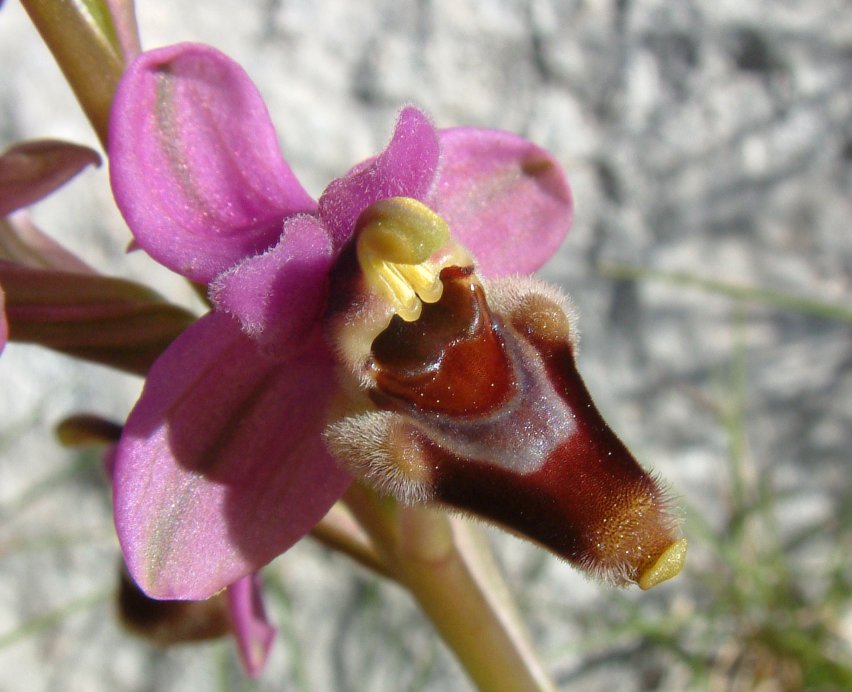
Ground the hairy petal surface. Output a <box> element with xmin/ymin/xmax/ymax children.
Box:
<box><xmin>0</xmin><ymin>139</ymin><xmax>101</xmax><ymax>216</ymax></box>
<box><xmin>109</xmin><ymin>43</ymin><xmax>315</xmax><ymax>283</ymax></box>
<box><xmin>209</xmin><ymin>214</ymin><xmax>333</xmax><ymax>359</ymax></box>
<box><xmin>227</xmin><ymin>574</ymin><xmax>276</xmax><ymax>678</ymax></box>
<box><xmin>114</xmin><ymin>312</ymin><xmax>350</xmax><ymax>599</ymax></box>
<box><xmin>318</xmin><ymin>106</ymin><xmax>440</xmax><ymax>249</ymax></box>
<box><xmin>432</xmin><ymin>128</ymin><xmax>572</xmax><ymax>276</ymax></box>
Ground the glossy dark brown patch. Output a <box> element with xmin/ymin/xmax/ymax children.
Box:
<box><xmin>370</xmin><ymin>266</ymin><xmax>514</xmax><ymax>417</ymax></box>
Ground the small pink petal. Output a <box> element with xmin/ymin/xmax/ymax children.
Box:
<box><xmin>113</xmin><ymin>312</ymin><xmax>351</xmax><ymax>599</ymax></box>
<box><xmin>318</xmin><ymin>106</ymin><xmax>440</xmax><ymax>249</ymax></box>
<box><xmin>0</xmin><ymin>139</ymin><xmax>100</xmax><ymax>216</ymax></box>
<box><xmin>209</xmin><ymin>214</ymin><xmax>333</xmax><ymax>359</ymax></box>
<box><xmin>227</xmin><ymin>574</ymin><xmax>276</xmax><ymax>677</ymax></box>
<box><xmin>432</xmin><ymin>128</ymin><xmax>572</xmax><ymax>276</ymax></box>
<box><xmin>109</xmin><ymin>43</ymin><xmax>316</xmax><ymax>283</ymax></box>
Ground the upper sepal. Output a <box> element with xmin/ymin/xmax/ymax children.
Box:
<box><xmin>109</xmin><ymin>43</ymin><xmax>316</xmax><ymax>283</ymax></box>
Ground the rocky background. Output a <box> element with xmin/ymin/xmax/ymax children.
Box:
<box><xmin>1</xmin><ymin>0</ymin><xmax>850</xmax><ymax>690</ymax></box>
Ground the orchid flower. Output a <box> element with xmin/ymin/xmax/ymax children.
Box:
<box><xmin>109</xmin><ymin>42</ymin><xmax>686</xmax><ymax>611</ymax></box>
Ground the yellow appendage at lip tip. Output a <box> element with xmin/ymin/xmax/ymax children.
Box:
<box><xmin>356</xmin><ymin>197</ymin><xmax>450</xmax><ymax>322</ymax></box>
<box><xmin>638</xmin><ymin>537</ymin><xmax>688</xmax><ymax>590</ymax></box>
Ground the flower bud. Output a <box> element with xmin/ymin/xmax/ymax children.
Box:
<box><xmin>117</xmin><ymin>564</ymin><xmax>232</xmax><ymax>645</ymax></box>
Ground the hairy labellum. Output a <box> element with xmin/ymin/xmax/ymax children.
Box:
<box><xmin>325</xmin><ymin>201</ymin><xmax>686</xmax><ymax>589</ymax></box>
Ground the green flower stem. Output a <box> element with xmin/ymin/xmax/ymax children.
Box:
<box><xmin>310</xmin><ymin>503</ymin><xmax>395</xmax><ymax>581</ymax></box>
<box><xmin>344</xmin><ymin>484</ymin><xmax>555</xmax><ymax>692</ymax></box>
<box><xmin>21</xmin><ymin>0</ymin><xmax>128</xmax><ymax>149</ymax></box>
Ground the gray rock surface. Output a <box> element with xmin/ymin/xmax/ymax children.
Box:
<box><xmin>1</xmin><ymin>0</ymin><xmax>850</xmax><ymax>690</ymax></box>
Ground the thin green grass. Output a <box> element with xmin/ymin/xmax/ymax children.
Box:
<box><xmin>600</xmin><ymin>263</ymin><xmax>852</xmax><ymax>323</ymax></box>
<box><xmin>575</xmin><ymin>264</ymin><xmax>852</xmax><ymax>689</ymax></box>
<box><xmin>0</xmin><ymin>588</ymin><xmax>112</xmax><ymax>650</ymax></box>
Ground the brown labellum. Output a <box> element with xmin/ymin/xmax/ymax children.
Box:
<box><xmin>326</xmin><ymin>267</ymin><xmax>685</xmax><ymax>588</ymax></box>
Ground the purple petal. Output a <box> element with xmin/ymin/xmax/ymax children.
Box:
<box><xmin>109</xmin><ymin>43</ymin><xmax>316</xmax><ymax>283</ymax></box>
<box><xmin>431</xmin><ymin>128</ymin><xmax>572</xmax><ymax>277</ymax></box>
<box><xmin>209</xmin><ymin>214</ymin><xmax>333</xmax><ymax>359</ymax></box>
<box><xmin>113</xmin><ymin>312</ymin><xmax>351</xmax><ymax>599</ymax></box>
<box><xmin>227</xmin><ymin>574</ymin><xmax>276</xmax><ymax>677</ymax></box>
<box><xmin>318</xmin><ymin>106</ymin><xmax>440</xmax><ymax>249</ymax></box>
<box><xmin>0</xmin><ymin>140</ymin><xmax>100</xmax><ymax>216</ymax></box>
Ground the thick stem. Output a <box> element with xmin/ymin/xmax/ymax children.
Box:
<box><xmin>344</xmin><ymin>485</ymin><xmax>555</xmax><ymax>692</ymax></box>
